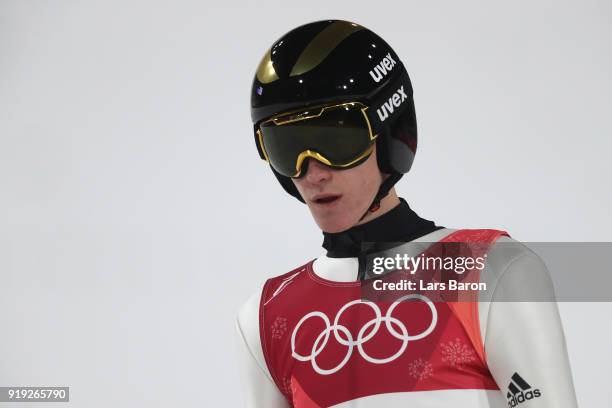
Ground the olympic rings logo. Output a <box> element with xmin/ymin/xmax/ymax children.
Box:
<box><xmin>291</xmin><ymin>294</ymin><xmax>437</xmax><ymax>375</ymax></box>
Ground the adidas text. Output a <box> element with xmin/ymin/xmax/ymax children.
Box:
<box><xmin>508</xmin><ymin>390</ymin><xmax>542</xmax><ymax>407</ymax></box>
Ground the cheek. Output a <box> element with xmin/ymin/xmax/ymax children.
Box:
<box><xmin>341</xmin><ymin>158</ymin><xmax>382</xmax><ymax>205</ymax></box>
<box><xmin>291</xmin><ymin>178</ymin><xmax>310</xmax><ymax>199</ymax></box>
<box><xmin>359</xmin><ymin>156</ymin><xmax>383</xmax><ymax>191</ymax></box>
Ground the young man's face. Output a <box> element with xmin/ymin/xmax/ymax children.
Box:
<box><xmin>291</xmin><ymin>145</ymin><xmax>383</xmax><ymax>233</ymax></box>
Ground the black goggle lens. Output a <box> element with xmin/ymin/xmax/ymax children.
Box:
<box><xmin>258</xmin><ymin>104</ymin><xmax>374</xmax><ymax>177</ymax></box>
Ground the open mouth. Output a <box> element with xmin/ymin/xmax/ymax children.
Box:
<box><xmin>313</xmin><ymin>195</ymin><xmax>341</xmax><ymax>205</ymax></box>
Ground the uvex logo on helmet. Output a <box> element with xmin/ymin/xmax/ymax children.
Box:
<box><xmin>376</xmin><ymin>85</ymin><xmax>408</xmax><ymax>122</ymax></box>
<box><xmin>369</xmin><ymin>52</ymin><xmax>397</xmax><ymax>83</ymax></box>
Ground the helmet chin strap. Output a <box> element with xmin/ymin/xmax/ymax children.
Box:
<box><xmin>358</xmin><ymin>173</ymin><xmax>402</xmax><ymax>222</ymax></box>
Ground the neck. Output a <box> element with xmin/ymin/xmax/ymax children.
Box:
<box><xmin>322</xmin><ymin>197</ymin><xmax>443</xmax><ymax>258</ymax></box>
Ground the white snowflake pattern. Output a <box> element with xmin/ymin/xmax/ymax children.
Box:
<box><xmin>408</xmin><ymin>358</ymin><xmax>434</xmax><ymax>380</ymax></box>
<box><xmin>440</xmin><ymin>337</ymin><xmax>475</xmax><ymax>369</ymax></box>
<box><xmin>271</xmin><ymin>316</ymin><xmax>288</xmax><ymax>339</ymax></box>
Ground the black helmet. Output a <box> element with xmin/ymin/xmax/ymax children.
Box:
<box><xmin>250</xmin><ymin>20</ymin><xmax>417</xmax><ymax>206</ymax></box>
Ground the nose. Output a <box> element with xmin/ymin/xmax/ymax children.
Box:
<box><xmin>303</xmin><ymin>158</ymin><xmax>332</xmax><ymax>184</ymax></box>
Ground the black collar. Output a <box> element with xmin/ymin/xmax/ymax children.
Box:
<box><xmin>322</xmin><ymin>198</ymin><xmax>443</xmax><ymax>258</ymax></box>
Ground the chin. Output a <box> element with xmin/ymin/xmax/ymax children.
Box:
<box><xmin>315</xmin><ymin>216</ymin><xmax>356</xmax><ymax>234</ymax></box>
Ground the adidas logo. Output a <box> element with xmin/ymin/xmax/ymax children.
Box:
<box><xmin>506</xmin><ymin>372</ymin><xmax>542</xmax><ymax>407</ymax></box>
<box><xmin>369</xmin><ymin>53</ymin><xmax>397</xmax><ymax>83</ymax></box>
<box><xmin>376</xmin><ymin>85</ymin><xmax>407</xmax><ymax>122</ymax></box>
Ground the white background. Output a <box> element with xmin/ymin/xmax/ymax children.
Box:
<box><xmin>1</xmin><ymin>0</ymin><xmax>611</xmax><ymax>406</ymax></box>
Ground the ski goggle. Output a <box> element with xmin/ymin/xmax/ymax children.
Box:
<box><xmin>255</xmin><ymin>102</ymin><xmax>378</xmax><ymax>178</ymax></box>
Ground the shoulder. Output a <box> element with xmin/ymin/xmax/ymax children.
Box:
<box><xmin>484</xmin><ymin>234</ymin><xmax>549</xmax><ymax>283</ymax></box>
<box><xmin>236</xmin><ymin>260</ymin><xmax>312</xmax><ymax>350</ymax></box>
<box><xmin>468</xmin><ymin>232</ymin><xmax>556</xmax><ymax>307</ymax></box>
<box><xmin>420</xmin><ymin>227</ymin><xmax>540</xmax><ymax>268</ymax></box>
<box><xmin>440</xmin><ymin>228</ymin><xmax>543</xmax><ymax>275</ymax></box>
<box><xmin>487</xmin><ymin>234</ymin><xmax>534</xmax><ymax>264</ymax></box>
<box><xmin>466</xmin><ymin>232</ymin><xmax>555</xmax><ymax>344</ymax></box>
<box><xmin>438</xmin><ymin>228</ymin><xmax>551</xmax><ymax>295</ymax></box>
<box><xmin>486</xmin><ymin>235</ymin><xmax>554</xmax><ymax>302</ymax></box>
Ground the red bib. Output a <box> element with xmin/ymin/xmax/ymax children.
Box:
<box><xmin>260</xmin><ymin>229</ymin><xmax>509</xmax><ymax>407</ymax></box>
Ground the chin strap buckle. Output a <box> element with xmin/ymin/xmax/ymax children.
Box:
<box><xmin>358</xmin><ymin>172</ymin><xmax>402</xmax><ymax>221</ymax></box>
